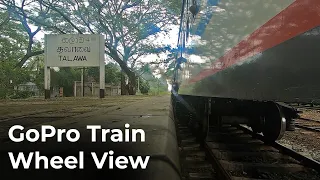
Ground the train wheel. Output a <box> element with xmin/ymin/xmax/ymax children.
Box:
<box><xmin>173</xmin><ymin>100</ymin><xmax>182</xmax><ymax>124</ymax></box>
<box><xmin>199</xmin><ymin>99</ymin><xmax>209</xmax><ymax>143</ymax></box>
<box><xmin>252</xmin><ymin>125</ymin><xmax>262</xmax><ymax>134</ymax></box>
<box><xmin>250</xmin><ymin>116</ymin><xmax>264</xmax><ymax>134</ymax></box>
<box><xmin>262</xmin><ymin>102</ymin><xmax>286</xmax><ymax>142</ymax></box>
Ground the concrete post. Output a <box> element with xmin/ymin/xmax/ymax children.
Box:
<box><xmin>44</xmin><ymin>66</ymin><xmax>50</xmax><ymax>99</ymax></box>
<box><xmin>99</xmin><ymin>35</ymin><xmax>105</xmax><ymax>98</ymax></box>
<box><xmin>74</xmin><ymin>81</ymin><xmax>77</xmax><ymax>97</ymax></box>
<box><xmin>92</xmin><ymin>82</ymin><xmax>94</xmax><ymax>96</ymax></box>
<box><xmin>81</xmin><ymin>68</ymin><xmax>84</xmax><ymax>97</ymax></box>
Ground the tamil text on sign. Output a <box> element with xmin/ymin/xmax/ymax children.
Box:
<box><xmin>45</xmin><ymin>34</ymin><xmax>103</xmax><ymax>67</ymax></box>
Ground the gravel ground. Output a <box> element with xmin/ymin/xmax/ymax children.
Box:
<box><xmin>0</xmin><ymin>95</ymin><xmax>152</xmax><ymax>142</ymax></box>
<box><xmin>278</xmin><ymin>129</ymin><xmax>320</xmax><ymax>161</ymax></box>
<box><xmin>278</xmin><ymin>108</ymin><xmax>320</xmax><ymax>162</ymax></box>
<box><xmin>277</xmin><ymin>109</ymin><xmax>320</xmax><ymax>162</ymax></box>
<box><xmin>230</xmin><ymin>169</ymin><xmax>320</xmax><ymax>180</ymax></box>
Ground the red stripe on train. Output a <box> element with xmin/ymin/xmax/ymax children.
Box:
<box><xmin>188</xmin><ymin>0</ymin><xmax>320</xmax><ymax>84</ymax></box>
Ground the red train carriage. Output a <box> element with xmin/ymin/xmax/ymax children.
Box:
<box><xmin>172</xmin><ymin>0</ymin><xmax>320</xmax><ymax>142</ymax></box>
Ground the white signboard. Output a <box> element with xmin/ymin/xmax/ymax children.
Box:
<box><xmin>45</xmin><ymin>34</ymin><xmax>104</xmax><ymax>67</ymax></box>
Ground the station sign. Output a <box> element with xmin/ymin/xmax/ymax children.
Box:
<box><xmin>45</xmin><ymin>34</ymin><xmax>104</xmax><ymax>67</ymax></box>
<box><xmin>43</xmin><ymin>34</ymin><xmax>106</xmax><ymax>99</ymax></box>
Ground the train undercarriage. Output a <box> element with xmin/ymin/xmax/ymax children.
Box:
<box><xmin>171</xmin><ymin>93</ymin><xmax>298</xmax><ymax>142</ymax></box>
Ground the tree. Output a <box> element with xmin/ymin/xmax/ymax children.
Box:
<box><xmin>87</xmin><ymin>63</ymin><xmax>122</xmax><ymax>85</ymax></box>
<box><xmin>1</xmin><ymin>0</ymin><xmax>44</xmax><ymax>68</ymax></box>
<box><xmin>0</xmin><ymin>10</ymin><xmax>33</xmax><ymax>98</ymax></box>
<box><xmin>50</xmin><ymin>67</ymin><xmax>81</xmax><ymax>97</ymax></box>
<box><xmin>1</xmin><ymin>0</ymin><xmax>181</xmax><ymax>95</ymax></box>
<box><xmin>135</xmin><ymin>63</ymin><xmax>168</xmax><ymax>95</ymax></box>
<box><xmin>139</xmin><ymin>77</ymin><xmax>150</xmax><ymax>94</ymax></box>
<box><xmin>0</xmin><ymin>61</ymin><xmax>31</xmax><ymax>98</ymax></box>
<box><xmin>25</xmin><ymin>55</ymin><xmax>45</xmax><ymax>93</ymax></box>
<box><xmin>0</xmin><ymin>10</ymin><xmax>29</xmax><ymax>61</ymax></box>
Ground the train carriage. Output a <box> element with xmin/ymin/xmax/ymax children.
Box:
<box><xmin>172</xmin><ymin>0</ymin><xmax>320</xmax><ymax>142</ymax></box>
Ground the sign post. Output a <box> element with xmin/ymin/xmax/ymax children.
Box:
<box><xmin>59</xmin><ymin>87</ymin><xmax>63</xmax><ymax>97</ymax></box>
<box><xmin>44</xmin><ymin>34</ymin><xmax>105</xmax><ymax>99</ymax></box>
<box><xmin>99</xmin><ymin>35</ymin><xmax>105</xmax><ymax>98</ymax></box>
<box><xmin>44</xmin><ymin>66</ymin><xmax>50</xmax><ymax>99</ymax></box>
<box><xmin>81</xmin><ymin>68</ymin><xmax>84</xmax><ymax>97</ymax></box>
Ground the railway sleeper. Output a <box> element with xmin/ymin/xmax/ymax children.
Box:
<box><xmin>220</xmin><ymin>160</ymin><xmax>305</xmax><ymax>173</ymax></box>
<box><xmin>178</xmin><ymin>125</ymin><xmax>216</xmax><ymax>180</ymax></box>
<box><xmin>172</xmin><ymin>94</ymin><xmax>299</xmax><ymax>142</ymax></box>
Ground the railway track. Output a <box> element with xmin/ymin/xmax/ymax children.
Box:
<box><xmin>295</xmin><ymin>124</ymin><xmax>320</xmax><ymax>133</ymax></box>
<box><xmin>178</xmin><ymin>124</ymin><xmax>320</xmax><ymax>180</ymax></box>
<box><xmin>295</xmin><ymin>117</ymin><xmax>320</xmax><ymax>133</ymax></box>
<box><xmin>178</xmin><ymin>126</ymin><xmax>216</xmax><ymax>180</ymax></box>
<box><xmin>285</xmin><ymin>103</ymin><xmax>320</xmax><ymax>132</ymax></box>
<box><xmin>289</xmin><ymin>104</ymin><xmax>320</xmax><ymax>111</ymax></box>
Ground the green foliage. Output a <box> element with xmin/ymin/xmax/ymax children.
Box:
<box><xmin>9</xmin><ymin>90</ymin><xmax>35</xmax><ymax>99</ymax></box>
<box><xmin>141</xmin><ymin>64</ymin><xmax>152</xmax><ymax>74</ymax></box>
<box><xmin>166</xmin><ymin>0</ymin><xmax>183</xmax><ymax>15</ymax></box>
<box><xmin>0</xmin><ymin>88</ymin><xmax>7</xmax><ymax>99</ymax></box>
<box><xmin>51</xmin><ymin>68</ymin><xmax>81</xmax><ymax>97</ymax></box>
<box><xmin>25</xmin><ymin>55</ymin><xmax>45</xmax><ymax>92</ymax></box>
<box><xmin>137</xmin><ymin>67</ymin><xmax>169</xmax><ymax>95</ymax></box>
<box><xmin>105</xmin><ymin>63</ymin><xmax>122</xmax><ymax>85</ymax></box>
<box><xmin>86</xmin><ymin>67</ymin><xmax>99</xmax><ymax>82</ymax></box>
<box><xmin>148</xmin><ymin>83</ymin><xmax>168</xmax><ymax>95</ymax></box>
<box><xmin>138</xmin><ymin>78</ymin><xmax>150</xmax><ymax>94</ymax></box>
<box><xmin>0</xmin><ymin>11</ymin><xmax>29</xmax><ymax>62</ymax></box>
<box><xmin>87</xmin><ymin>63</ymin><xmax>122</xmax><ymax>85</ymax></box>
<box><xmin>0</xmin><ymin>61</ymin><xmax>31</xmax><ymax>99</ymax></box>
<box><xmin>0</xmin><ymin>10</ymin><xmax>38</xmax><ymax>99</ymax></box>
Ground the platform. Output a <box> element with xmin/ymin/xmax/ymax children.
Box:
<box><xmin>0</xmin><ymin>95</ymin><xmax>181</xmax><ymax>180</ymax></box>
